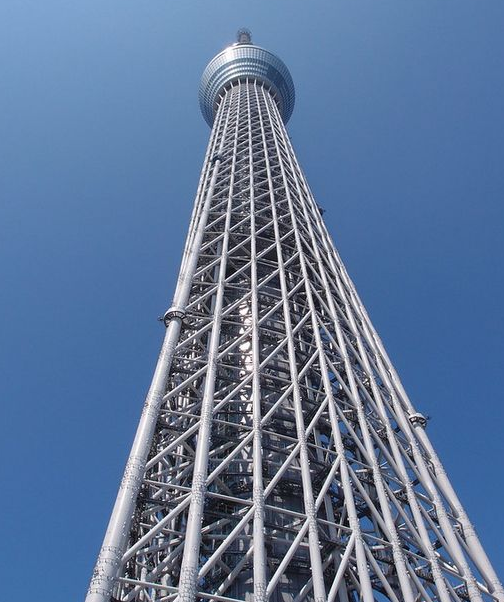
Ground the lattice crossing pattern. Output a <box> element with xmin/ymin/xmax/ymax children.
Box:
<box><xmin>86</xmin><ymin>36</ymin><xmax>503</xmax><ymax>602</ymax></box>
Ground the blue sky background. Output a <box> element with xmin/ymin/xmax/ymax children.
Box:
<box><xmin>1</xmin><ymin>1</ymin><xmax>503</xmax><ymax>599</ymax></box>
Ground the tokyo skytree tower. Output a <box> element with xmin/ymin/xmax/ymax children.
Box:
<box><xmin>86</xmin><ymin>30</ymin><xmax>503</xmax><ymax>602</ymax></box>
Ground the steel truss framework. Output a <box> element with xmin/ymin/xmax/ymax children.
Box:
<box><xmin>87</xmin><ymin>77</ymin><xmax>503</xmax><ymax>602</ymax></box>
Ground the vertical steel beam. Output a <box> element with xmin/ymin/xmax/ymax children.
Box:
<box><xmin>86</xmin><ymin>98</ymin><xmax>231</xmax><ymax>602</ymax></box>
<box><xmin>176</xmin><ymin>83</ymin><xmax>243</xmax><ymax>602</ymax></box>
<box><xmin>246</xmin><ymin>81</ymin><xmax>268</xmax><ymax>602</ymax></box>
<box><xmin>258</xmin><ymin>86</ymin><xmax>327</xmax><ymax>602</ymax></box>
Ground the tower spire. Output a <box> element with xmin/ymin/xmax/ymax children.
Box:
<box><xmin>236</xmin><ymin>28</ymin><xmax>252</xmax><ymax>44</ymax></box>
<box><xmin>86</xmin><ymin>35</ymin><xmax>504</xmax><ymax>602</ymax></box>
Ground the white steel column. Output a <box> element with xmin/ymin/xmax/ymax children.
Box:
<box><xmin>257</xmin><ymin>86</ymin><xmax>327</xmax><ymax>602</ymax></box>
<box><xmin>86</xmin><ymin>98</ymin><xmax>231</xmax><ymax>602</ymax></box>
<box><xmin>176</xmin><ymin>86</ymin><xmax>243</xmax><ymax>602</ymax></box>
<box><xmin>246</xmin><ymin>80</ymin><xmax>268</xmax><ymax>602</ymax></box>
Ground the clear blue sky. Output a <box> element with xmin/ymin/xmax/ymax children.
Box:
<box><xmin>1</xmin><ymin>1</ymin><xmax>503</xmax><ymax>599</ymax></box>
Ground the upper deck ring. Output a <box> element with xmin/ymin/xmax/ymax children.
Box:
<box><xmin>199</xmin><ymin>42</ymin><xmax>295</xmax><ymax>127</ymax></box>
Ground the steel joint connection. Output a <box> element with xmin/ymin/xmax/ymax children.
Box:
<box><xmin>162</xmin><ymin>307</ymin><xmax>186</xmax><ymax>327</ymax></box>
<box><xmin>408</xmin><ymin>412</ymin><xmax>428</xmax><ymax>428</ymax></box>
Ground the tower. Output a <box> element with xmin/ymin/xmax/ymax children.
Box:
<box><xmin>87</xmin><ymin>31</ymin><xmax>503</xmax><ymax>602</ymax></box>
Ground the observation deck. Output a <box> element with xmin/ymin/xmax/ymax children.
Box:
<box><xmin>199</xmin><ymin>30</ymin><xmax>295</xmax><ymax>127</ymax></box>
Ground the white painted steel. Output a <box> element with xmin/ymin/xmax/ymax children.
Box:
<box><xmin>85</xmin><ymin>98</ymin><xmax>231</xmax><ymax>602</ymax></box>
<box><xmin>87</xmin><ymin>39</ymin><xmax>503</xmax><ymax>602</ymax></box>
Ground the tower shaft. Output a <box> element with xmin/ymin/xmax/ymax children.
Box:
<box><xmin>87</xmin><ymin>39</ymin><xmax>503</xmax><ymax>602</ymax></box>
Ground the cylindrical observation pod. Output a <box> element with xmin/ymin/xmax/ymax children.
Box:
<box><xmin>199</xmin><ymin>31</ymin><xmax>295</xmax><ymax>127</ymax></box>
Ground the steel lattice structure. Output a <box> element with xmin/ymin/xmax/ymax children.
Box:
<box><xmin>87</xmin><ymin>32</ymin><xmax>503</xmax><ymax>602</ymax></box>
